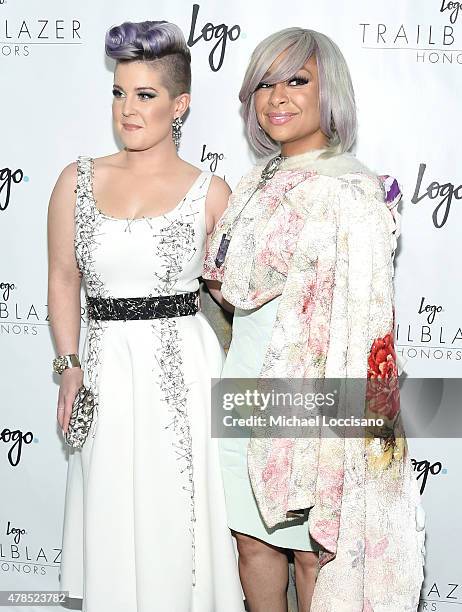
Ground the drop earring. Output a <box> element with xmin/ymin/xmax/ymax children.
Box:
<box><xmin>172</xmin><ymin>117</ymin><xmax>183</xmax><ymax>149</ymax></box>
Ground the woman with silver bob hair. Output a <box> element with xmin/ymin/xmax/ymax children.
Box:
<box><xmin>240</xmin><ymin>27</ymin><xmax>356</xmax><ymax>157</ymax></box>
<box><xmin>48</xmin><ymin>19</ymin><xmax>244</xmax><ymax>612</ymax></box>
<box><xmin>204</xmin><ymin>27</ymin><xmax>425</xmax><ymax>612</ymax></box>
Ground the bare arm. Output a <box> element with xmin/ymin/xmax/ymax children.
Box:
<box><xmin>204</xmin><ymin>175</ymin><xmax>234</xmax><ymax>313</ymax></box>
<box><xmin>47</xmin><ymin>162</ymin><xmax>83</xmax><ymax>433</ymax></box>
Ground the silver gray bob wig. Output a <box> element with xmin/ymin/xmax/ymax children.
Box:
<box><xmin>239</xmin><ymin>27</ymin><xmax>357</xmax><ymax>157</ymax></box>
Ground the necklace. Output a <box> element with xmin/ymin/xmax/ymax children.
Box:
<box><xmin>215</xmin><ymin>154</ymin><xmax>286</xmax><ymax>268</ymax></box>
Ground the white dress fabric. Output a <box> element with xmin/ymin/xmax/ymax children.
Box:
<box><xmin>59</xmin><ymin>156</ymin><xmax>244</xmax><ymax>612</ymax></box>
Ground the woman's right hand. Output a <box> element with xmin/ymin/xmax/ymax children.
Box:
<box><xmin>48</xmin><ymin>161</ymin><xmax>84</xmax><ymax>438</ymax></box>
<box><xmin>57</xmin><ymin>367</ymin><xmax>84</xmax><ymax>435</ymax></box>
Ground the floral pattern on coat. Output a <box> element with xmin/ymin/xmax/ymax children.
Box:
<box><xmin>203</xmin><ymin>151</ymin><xmax>425</xmax><ymax>611</ymax></box>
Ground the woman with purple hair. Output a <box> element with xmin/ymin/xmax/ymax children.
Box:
<box><xmin>204</xmin><ymin>27</ymin><xmax>425</xmax><ymax>611</ymax></box>
<box><xmin>47</xmin><ymin>20</ymin><xmax>244</xmax><ymax>612</ymax></box>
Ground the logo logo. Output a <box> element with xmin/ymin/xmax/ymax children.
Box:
<box><xmin>411</xmin><ymin>163</ymin><xmax>461</xmax><ymax>228</ymax></box>
<box><xmin>188</xmin><ymin>4</ymin><xmax>241</xmax><ymax>72</ymax></box>
<box><xmin>411</xmin><ymin>458</ymin><xmax>445</xmax><ymax>494</ymax></box>
<box><xmin>395</xmin><ymin>297</ymin><xmax>462</xmax><ymax>362</ymax></box>
<box><xmin>418</xmin><ymin>297</ymin><xmax>443</xmax><ymax>324</ymax></box>
<box><xmin>1</xmin><ymin>521</ymin><xmax>61</xmax><ymax>575</ymax></box>
<box><xmin>0</xmin><ymin>282</ymin><xmax>15</xmax><ymax>301</ymax></box>
<box><xmin>6</xmin><ymin>521</ymin><xmax>26</xmax><ymax>545</ymax></box>
<box><xmin>440</xmin><ymin>0</ymin><xmax>462</xmax><ymax>24</ymax></box>
<box><xmin>0</xmin><ymin>427</ymin><xmax>34</xmax><ymax>467</ymax></box>
<box><xmin>200</xmin><ymin>145</ymin><xmax>225</xmax><ymax>173</ymax></box>
<box><xmin>0</xmin><ymin>167</ymin><xmax>24</xmax><ymax>212</ymax></box>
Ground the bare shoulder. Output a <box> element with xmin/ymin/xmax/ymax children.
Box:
<box><xmin>177</xmin><ymin>160</ymin><xmax>209</xmax><ymax>181</ymax></box>
<box><xmin>205</xmin><ymin>174</ymin><xmax>232</xmax><ymax>211</ymax></box>
<box><xmin>52</xmin><ymin>152</ymin><xmax>115</xmax><ymax>195</ymax></box>
<box><xmin>48</xmin><ymin>161</ymin><xmax>78</xmax><ymax>221</ymax></box>
<box><xmin>181</xmin><ymin>161</ymin><xmax>231</xmax><ymax>201</ymax></box>
<box><xmin>178</xmin><ymin>161</ymin><xmax>231</xmax><ymax>202</ymax></box>
<box><xmin>51</xmin><ymin>161</ymin><xmax>78</xmax><ymax>198</ymax></box>
<box><xmin>204</xmin><ymin>175</ymin><xmax>231</xmax><ymax>234</ymax></box>
<box><xmin>92</xmin><ymin>151</ymin><xmax>125</xmax><ymax>171</ymax></box>
<box><xmin>208</xmin><ymin>174</ymin><xmax>231</xmax><ymax>197</ymax></box>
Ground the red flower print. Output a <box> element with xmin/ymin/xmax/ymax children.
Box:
<box><xmin>366</xmin><ymin>333</ymin><xmax>400</xmax><ymax>420</ymax></box>
<box><xmin>368</xmin><ymin>333</ymin><xmax>398</xmax><ymax>379</ymax></box>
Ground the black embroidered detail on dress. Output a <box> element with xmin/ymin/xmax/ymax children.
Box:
<box><xmin>153</xmin><ymin>199</ymin><xmax>198</xmax><ymax>294</ymax></box>
<box><xmin>154</xmin><ymin>319</ymin><xmax>197</xmax><ymax>585</ymax></box>
<box><xmin>149</xmin><ymin>176</ymin><xmax>208</xmax><ymax>587</ymax></box>
<box><xmin>86</xmin><ymin>291</ymin><xmax>199</xmax><ymax>321</ymax></box>
<box><xmin>75</xmin><ymin>157</ymin><xmax>107</xmax><ymax>298</ymax></box>
<box><xmin>74</xmin><ymin>156</ymin><xmax>108</xmax><ymax>438</ymax></box>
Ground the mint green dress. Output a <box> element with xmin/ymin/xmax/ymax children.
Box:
<box><xmin>219</xmin><ymin>296</ymin><xmax>318</xmax><ymax>551</ymax></box>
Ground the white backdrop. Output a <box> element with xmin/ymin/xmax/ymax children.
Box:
<box><xmin>1</xmin><ymin>0</ymin><xmax>460</xmax><ymax>610</ymax></box>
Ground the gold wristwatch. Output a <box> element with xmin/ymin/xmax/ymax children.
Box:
<box><xmin>53</xmin><ymin>353</ymin><xmax>81</xmax><ymax>375</ymax></box>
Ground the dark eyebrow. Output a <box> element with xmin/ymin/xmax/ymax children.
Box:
<box><xmin>113</xmin><ymin>84</ymin><xmax>159</xmax><ymax>93</ymax></box>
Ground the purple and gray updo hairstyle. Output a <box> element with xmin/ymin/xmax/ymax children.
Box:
<box><xmin>105</xmin><ymin>21</ymin><xmax>191</xmax><ymax>97</ymax></box>
<box><xmin>239</xmin><ymin>27</ymin><xmax>357</xmax><ymax>157</ymax></box>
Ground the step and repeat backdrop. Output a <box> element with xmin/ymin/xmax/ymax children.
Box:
<box><xmin>1</xmin><ymin>0</ymin><xmax>461</xmax><ymax>610</ymax></box>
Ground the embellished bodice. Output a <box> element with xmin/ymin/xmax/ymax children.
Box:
<box><xmin>74</xmin><ymin>156</ymin><xmax>211</xmax><ymax>299</ymax></box>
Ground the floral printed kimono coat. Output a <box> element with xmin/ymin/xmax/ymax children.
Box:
<box><xmin>203</xmin><ymin>149</ymin><xmax>426</xmax><ymax>612</ymax></box>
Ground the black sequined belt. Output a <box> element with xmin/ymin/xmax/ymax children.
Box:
<box><xmin>86</xmin><ymin>291</ymin><xmax>200</xmax><ymax>321</ymax></box>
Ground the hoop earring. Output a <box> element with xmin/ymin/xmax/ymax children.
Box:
<box><xmin>172</xmin><ymin>117</ymin><xmax>183</xmax><ymax>149</ymax></box>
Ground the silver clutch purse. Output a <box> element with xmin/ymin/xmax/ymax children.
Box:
<box><xmin>64</xmin><ymin>385</ymin><xmax>96</xmax><ymax>448</ymax></box>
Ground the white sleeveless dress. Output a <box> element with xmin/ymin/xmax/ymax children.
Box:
<box><xmin>59</xmin><ymin>156</ymin><xmax>244</xmax><ymax>612</ymax></box>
